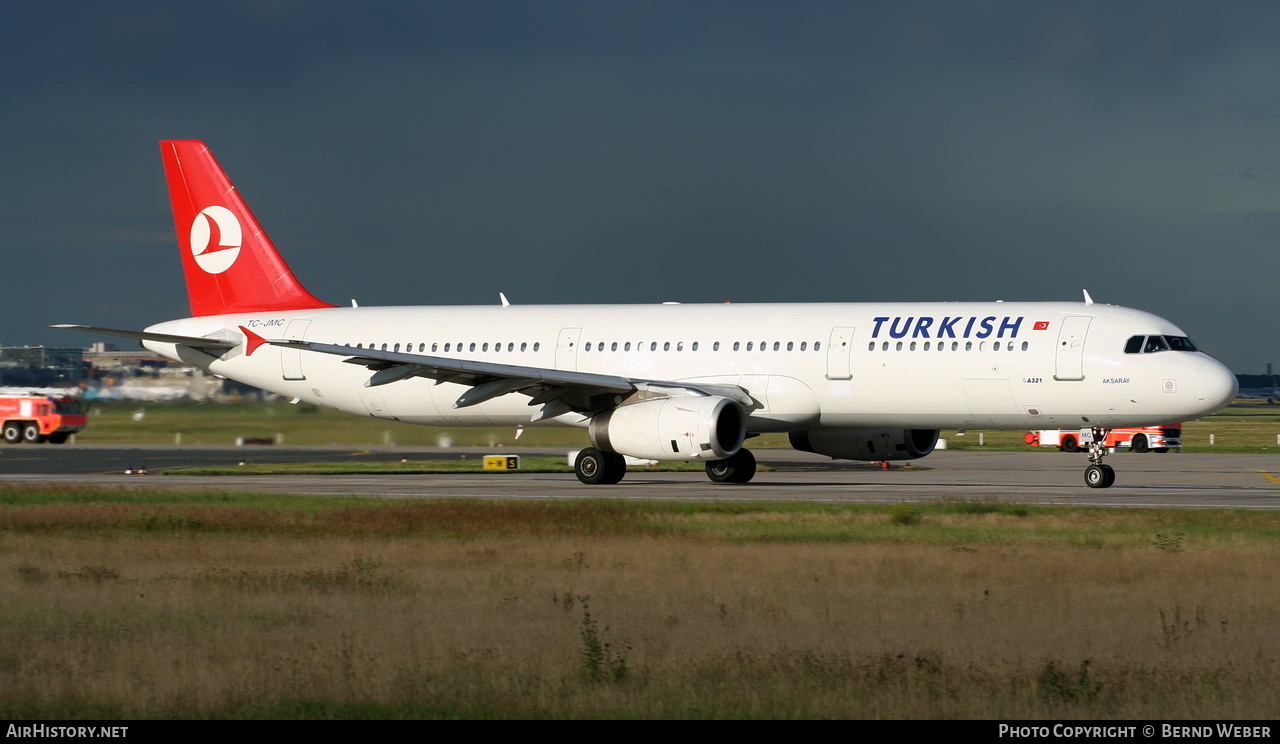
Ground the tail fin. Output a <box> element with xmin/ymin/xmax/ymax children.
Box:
<box><xmin>160</xmin><ymin>140</ymin><xmax>335</xmax><ymax>316</ymax></box>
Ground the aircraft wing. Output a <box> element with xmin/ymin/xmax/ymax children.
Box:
<box><xmin>270</xmin><ymin>339</ymin><xmax>754</xmax><ymax>419</ymax></box>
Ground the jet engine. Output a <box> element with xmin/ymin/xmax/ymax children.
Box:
<box><xmin>789</xmin><ymin>428</ymin><xmax>939</xmax><ymax>461</ymax></box>
<box><xmin>589</xmin><ymin>396</ymin><xmax>746</xmax><ymax>462</ymax></box>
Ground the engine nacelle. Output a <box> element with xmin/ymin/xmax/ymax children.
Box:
<box><xmin>589</xmin><ymin>396</ymin><xmax>746</xmax><ymax>462</ymax></box>
<box><xmin>789</xmin><ymin>428</ymin><xmax>939</xmax><ymax>461</ymax></box>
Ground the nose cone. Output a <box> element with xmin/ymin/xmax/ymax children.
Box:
<box><xmin>1194</xmin><ymin>358</ymin><xmax>1238</xmax><ymax>415</ymax></box>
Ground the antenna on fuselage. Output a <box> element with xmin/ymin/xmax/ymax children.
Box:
<box><xmin>1082</xmin><ymin>289</ymin><xmax>1094</xmax><ymax>306</ymax></box>
<box><xmin>500</xmin><ymin>293</ymin><xmax>511</xmax><ymax>308</ymax></box>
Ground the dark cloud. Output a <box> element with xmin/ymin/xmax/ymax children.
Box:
<box><xmin>3</xmin><ymin>1</ymin><xmax>1277</xmax><ymax>371</ymax></box>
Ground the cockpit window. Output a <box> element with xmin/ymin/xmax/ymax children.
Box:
<box><xmin>1125</xmin><ymin>335</ymin><xmax>1198</xmax><ymax>354</ymax></box>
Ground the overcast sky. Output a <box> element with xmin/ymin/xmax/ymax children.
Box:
<box><xmin>4</xmin><ymin>1</ymin><xmax>1278</xmax><ymax>372</ymax></box>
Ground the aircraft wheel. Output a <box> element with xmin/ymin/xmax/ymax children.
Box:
<box><xmin>1131</xmin><ymin>434</ymin><xmax>1149</xmax><ymax>453</ymax></box>
<box><xmin>575</xmin><ymin>447</ymin><xmax>626</xmax><ymax>485</ymax></box>
<box><xmin>1084</xmin><ymin>464</ymin><xmax>1116</xmax><ymax>489</ymax></box>
<box><xmin>1060</xmin><ymin>435</ymin><xmax>1079</xmax><ymax>452</ymax></box>
<box><xmin>3</xmin><ymin>423</ymin><xmax>23</xmax><ymax>444</ymax></box>
<box><xmin>600</xmin><ymin>452</ymin><xmax>627</xmax><ymax>484</ymax></box>
<box><xmin>22</xmin><ymin>424</ymin><xmax>41</xmax><ymax>444</ymax></box>
<box><xmin>706</xmin><ymin>448</ymin><xmax>756</xmax><ymax>484</ymax></box>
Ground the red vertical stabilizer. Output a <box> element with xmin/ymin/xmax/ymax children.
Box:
<box><xmin>160</xmin><ymin>140</ymin><xmax>335</xmax><ymax>316</ymax></box>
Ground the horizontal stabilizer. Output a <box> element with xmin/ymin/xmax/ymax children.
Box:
<box><xmin>51</xmin><ymin>324</ymin><xmax>239</xmax><ymax>350</ymax></box>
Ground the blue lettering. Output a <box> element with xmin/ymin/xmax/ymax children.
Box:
<box><xmin>871</xmin><ymin>314</ymin><xmax>1024</xmax><ymax>340</ymax></box>
<box><xmin>999</xmin><ymin>317</ymin><xmax>1023</xmax><ymax>338</ymax></box>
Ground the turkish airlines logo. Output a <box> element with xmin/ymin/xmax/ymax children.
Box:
<box><xmin>189</xmin><ymin>206</ymin><xmax>241</xmax><ymax>274</ymax></box>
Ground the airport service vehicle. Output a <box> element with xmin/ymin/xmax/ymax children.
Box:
<box><xmin>56</xmin><ymin>141</ymin><xmax>1238</xmax><ymax>489</ymax></box>
<box><xmin>1025</xmin><ymin>425</ymin><xmax>1182</xmax><ymax>453</ymax></box>
<box><xmin>0</xmin><ymin>395</ymin><xmax>86</xmax><ymax>444</ymax></box>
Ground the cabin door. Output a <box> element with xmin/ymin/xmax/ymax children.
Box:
<box><xmin>1053</xmin><ymin>316</ymin><xmax>1092</xmax><ymax>381</ymax></box>
<box><xmin>281</xmin><ymin>319</ymin><xmax>311</xmax><ymax>381</ymax></box>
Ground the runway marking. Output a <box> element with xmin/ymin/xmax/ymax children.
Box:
<box><xmin>1251</xmin><ymin>469</ymin><xmax>1280</xmax><ymax>485</ymax></box>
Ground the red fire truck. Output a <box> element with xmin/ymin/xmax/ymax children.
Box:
<box><xmin>0</xmin><ymin>395</ymin><xmax>87</xmax><ymax>444</ymax></box>
<box><xmin>1024</xmin><ymin>425</ymin><xmax>1182</xmax><ymax>453</ymax></box>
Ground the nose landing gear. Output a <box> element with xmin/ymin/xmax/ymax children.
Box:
<box><xmin>1083</xmin><ymin>427</ymin><xmax>1116</xmax><ymax>488</ymax></box>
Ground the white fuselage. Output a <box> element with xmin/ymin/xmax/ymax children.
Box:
<box><xmin>142</xmin><ymin>300</ymin><xmax>1238</xmax><ymax>436</ymax></box>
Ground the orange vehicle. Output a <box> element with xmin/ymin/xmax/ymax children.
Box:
<box><xmin>0</xmin><ymin>396</ymin><xmax>87</xmax><ymax>444</ymax></box>
<box><xmin>1024</xmin><ymin>425</ymin><xmax>1182</xmax><ymax>453</ymax></box>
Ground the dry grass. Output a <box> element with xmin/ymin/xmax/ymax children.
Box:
<box><xmin>2</xmin><ymin>497</ymin><xmax>1279</xmax><ymax>718</ymax></box>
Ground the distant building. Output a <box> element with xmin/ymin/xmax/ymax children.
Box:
<box><xmin>0</xmin><ymin>342</ymin><xmax>269</xmax><ymax>401</ymax></box>
<box><xmin>82</xmin><ymin>342</ymin><xmax>174</xmax><ymax>375</ymax></box>
<box><xmin>0</xmin><ymin>345</ymin><xmax>85</xmax><ymax>386</ymax></box>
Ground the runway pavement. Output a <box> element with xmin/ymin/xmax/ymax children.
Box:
<box><xmin>1</xmin><ymin>445</ymin><xmax>1278</xmax><ymax>508</ymax></box>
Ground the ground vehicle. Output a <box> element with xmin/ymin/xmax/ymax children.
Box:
<box><xmin>1024</xmin><ymin>425</ymin><xmax>1181</xmax><ymax>453</ymax></box>
<box><xmin>0</xmin><ymin>396</ymin><xmax>87</xmax><ymax>444</ymax></box>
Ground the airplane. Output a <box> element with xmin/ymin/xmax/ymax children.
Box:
<box><xmin>55</xmin><ymin>140</ymin><xmax>1238</xmax><ymax>489</ymax></box>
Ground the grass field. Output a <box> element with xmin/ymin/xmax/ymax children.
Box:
<box><xmin>64</xmin><ymin>400</ymin><xmax>1280</xmax><ymax>454</ymax></box>
<box><xmin>3</xmin><ymin>487</ymin><xmax>1279</xmax><ymax>719</ymax></box>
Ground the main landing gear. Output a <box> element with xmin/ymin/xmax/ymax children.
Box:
<box><xmin>705</xmin><ymin>448</ymin><xmax>756</xmax><ymax>484</ymax></box>
<box><xmin>573</xmin><ymin>448</ymin><xmax>627</xmax><ymax>485</ymax></box>
<box><xmin>573</xmin><ymin>447</ymin><xmax>759</xmax><ymax>485</ymax></box>
<box><xmin>1083</xmin><ymin>426</ymin><xmax>1116</xmax><ymax>489</ymax></box>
